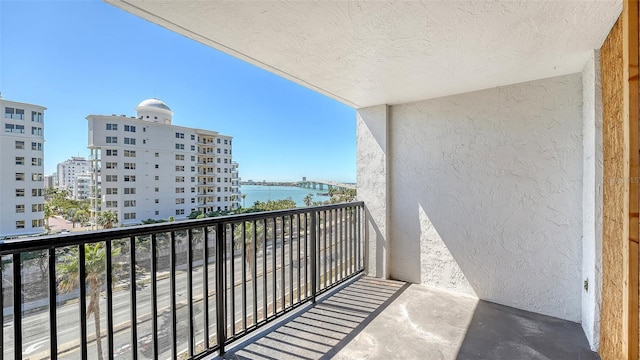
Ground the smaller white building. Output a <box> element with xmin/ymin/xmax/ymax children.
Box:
<box><xmin>73</xmin><ymin>172</ymin><xmax>92</xmax><ymax>200</ymax></box>
<box><xmin>57</xmin><ymin>156</ymin><xmax>90</xmax><ymax>193</ymax></box>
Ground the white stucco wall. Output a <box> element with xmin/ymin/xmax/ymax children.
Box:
<box><xmin>356</xmin><ymin>105</ymin><xmax>390</xmax><ymax>278</ymax></box>
<box><xmin>387</xmin><ymin>74</ymin><xmax>584</xmax><ymax>321</ymax></box>
<box><xmin>581</xmin><ymin>51</ymin><xmax>603</xmax><ymax>350</ymax></box>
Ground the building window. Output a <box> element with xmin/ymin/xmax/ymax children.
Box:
<box><xmin>124</xmin><ymin>125</ymin><xmax>136</xmax><ymax>132</ymax></box>
<box><xmin>31</xmin><ymin>142</ymin><xmax>43</xmax><ymax>151</ymax></box>
<box><xmin>31</xmin><ymin>158</ymin><xmax>43</xmax><ymax>166</ymax></box>
<box><xmin>224</xmin><ymin>139</ymin><xmax>228</xmax><ymax>145</ymax></box>
<box><xmin>15</xmin><ymin>173</ymin><xmax>25</xmax><ymax>181</ymax></box>
<box><xmin>105</xmin><ymin>162</ymin><xmax>117</xmax><ymax>169</ymax></box>
<box><xmin>16</xmin><ymin>189</ymin><xmax>25</xmax><ymax>197</ymax></box>
<box><xmin>191</xmin><ymin>155</ymin><xmax>195</xmax><ymax>161</ymax></box>
<box><xmin>16</xmin><ymin>205</ymin><xmax>25</xmax><ymax>213</ymax></box>
<box><xmin>175</xmin><ymin>209</ymin><xmax>185</xmax><ymax>215</ymax></box>
<box><xmin>217</xmin><ymin>148</ymin><xmax>221</xmax><ymax>154</ymax></box>
<box><xmin>15</xmin><ymin>157</ymin><xmax>24</xmax><ymax>165</ymax></box>
<box><xmin>106</xmin><ymin>188</ymin><xmax>118</xmax><ymax>195</ymax></box>
<box><xmin>15</xmin><ymin>141</ymin><xmax>24</xmax><ymax>149</ymax></box>
<box><xmin>176</xmin><ymin>176</ymin><xmax>185</xmax><ymax>182</ymax></box>
<box><xmin>124</xmin><ymin>137</ymin><xmax>136</xmax><ymax>145</ymax></box>
<box><xmin>155</xmin><ymin>152</ymin><xmax>159</xmax><ymax>157</ymax></box>
<box><xmin>190</xmin><ymin>177</ymin><xmax>195</xmax><ymax>182</ymax></box>
<box><xmin>124</xmin><ymin>212</ymin><xmax>136</xmax><ymax>220</ymax></box>
<box><xmin>217</xmin><ymin>138</ymin><xmax>221</xmax><ymax>144</ymax></box>
<box><xmin>5</xmin><ymin>124</ymin><xmax>25</xmax><ymax>133</ymax></box>
<box><xmin>175</xmin><ymin>132</ymin><xmax>184</xmax><ymax>139</ymax></box>
<box><xmin>224</xmin><ymin>159</ymin><xmax>228</xmax><ymax>164</ymax></box>
<box><xmin>175</xmin><ymin>187</ymin><xmax>185</xmax><ymax>193</ymax></box>
<box><xmin>32</xmin><ymin>111</ymin><xmax>43</xmax><ymax>122</ymax></box>
<box><xmin>175</xmin><ymin>144</ymin><xmax>184</xmax><ymax>150</ymax></box>
<box><xmin>124</xmin><ymin>163</ymin><xmax>136</xmax><ymax>170</ymax></box>
<box><xmin>191</xmin><ymin>187</ymin><xmax>195</xmax><ymax>193</ymax></box>
<box><xmin>191</xmin><ymin>198</ymin><xmax>195</xmax><ymax>203</ymax></box>
<box><xmin>155</xmin><ymin>199</ymin><xmax>159</xmax><ymax>204</ymax></box>
<box><xmin>224</xmin><ymin>149</ymin><xmax>228</xmax><ymax>154</ymax></box>
<box><xmin>106</xmin><ymin>149</ymin><xmax>117</xmax><ymax>156</ymax></box>
<box><xmin>16</xmin><ymin>220</ymin><xmax>25</xmax><ymax>229</ymax></box>
<box><xmin>190</xmin><ymin>134</ymin><xmax>195</xmax><ymax>140</ymax></box>
<box><xmin>190</xmin><ymin>145</ymin><xmax>195</xmax><ymax>151</ymax></box>
<box><xmin>175</xmin><ymin>165</ymin><xmax>184</xmax><ymax>172</ymax></box>
<box><xmin>106</xmin><ymin>123</ymin><xmax>118</xmax><ymax>130</ymax></box>
<box><xmin>31</xmin><ymin>204</ymin><xmax>44</xmax><ymax>212</ymax></box>
<box><xmin>155</xmin><ymin>187</ymin><xmax>159</xmax><ymax>192</ymax></box>
<box><xmin>217</xmin><ymin>168</ymin><xmax>221</xmax><ymax>173</ymax></box>
<box><xmin>32</xmin><ymin>219</ymin><xmax>44</xmax><ymax>227</ymax></box>
<box><xmin>105</xmin><ymin>175</ymin><xmax>117</xmax><ymax>182</ymax></box>
<box><xmin>175</xmin><ymin>198</ymin><xmax>185</xmax><ymax>204</ymax></box>
<box><xmin>32</xmin><ymin>189</ymin><xmax>43</xmax><ymax>196</ymax></box>
<box><xmin>155</xmin><ymin>211</ymin><xmax>159</xmax><ymax>216</ymax></box>
<box><xmin>124</xmin><ymin>150</ymin><xmax>136</xmax><ymax>157</ymax></box>
<box><xmin>155</xmin><ymin>175</ymin><xmax>159</xmax><ymax>180</ymax></box>
<box><xmin>176</xmin><ymin>154</ymin><xmax>184</xmax><ymax>161</ymax></box>
<box><xmin>106</xmin><ymin>200</ymin><xmax>118</xmax><ymax>207</ymax></box>
<box><xmin>124</xmin><ymin>200</ymin><xmax>136</xmax><ymax>207</ymax></box>
<box><xmin>217</xmin><ymin>197</ymin><xmax>221</xmax><ymax>202</ymax></box>
<box><xmin>124</xmin><ymin>187</ymin><xmax>136</xmax><ymax>194</ymax></box>
<box><xmin>31</xmin><ymin>173</ymin><xmax>43</xmax><ymax>181</ymax></box>
<box><xmin>124</xmin><ymin>175</ymin><xmax>136</xmax><ymax>182</ymax></box>
<box><xmin>106</xmin><ymin>136</ymin><xmax>117</xmax><ymax>144</ymax></box>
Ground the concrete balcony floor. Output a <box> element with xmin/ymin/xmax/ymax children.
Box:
<box><xmin>221</xmin><ymin>276</ymin><xmax>598</xmax><ymax>360</ymax></box>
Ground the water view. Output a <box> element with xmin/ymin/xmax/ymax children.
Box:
<box><xmin>240</xmin><ymin>185</ymin><xmax>330</xmax><ymax>207</ymax></box>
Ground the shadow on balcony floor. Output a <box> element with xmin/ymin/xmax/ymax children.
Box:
<box><xmin>220</xmin><ymin>276</ymin><xmax>599</xmax><ymax>360</ymax></box>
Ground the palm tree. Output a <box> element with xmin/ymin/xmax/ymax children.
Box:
<box><xmin>97</xmin><ymin>210</ymin><xmax>118</xmax><ymax>229</ymax></box>
<box><xmin>57</xmin><ymin>243</ymin><xmax>120</xmax><ymax>360</ymax></box>
<box><xmin>303</xmin><ymin>194</ymin><xmax>313</xmax><ymax>207</ymax></box>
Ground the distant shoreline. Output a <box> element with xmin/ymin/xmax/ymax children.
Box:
<box><xmin>240</xmin><ymin>181</ymin><xmax>299</xmax><ymax>187</ymax></box>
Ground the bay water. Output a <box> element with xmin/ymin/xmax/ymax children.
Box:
<box><xmin>239</xmin><ymin>185</ymin><xmax>330</xmax><ymax>207</ymax></box>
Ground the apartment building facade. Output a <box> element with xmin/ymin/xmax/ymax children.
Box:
<box><xmin>0</xmin><ymin>97</ymin><xmax>46</xmax><ymax>238</ymax></box>
<box><xmin>87</xmin><ymin>98</ymin><xmax>235</xmax><ymax>225</ymax></box>
<box><xmin>56</xmin><ymin>156</ymin><xmax>90</xmax><ymax>194</ymax></box>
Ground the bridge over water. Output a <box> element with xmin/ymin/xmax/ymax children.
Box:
<box><xmin>297</xmin><ymin>180</ymin><xmax>356</xmax><ymax>191</ymax></box>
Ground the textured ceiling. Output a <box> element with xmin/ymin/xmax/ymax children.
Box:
<box><xmin>107</xmin><ymin>0</ymin><xmax>621</xmax><ymax>108</ymax></box>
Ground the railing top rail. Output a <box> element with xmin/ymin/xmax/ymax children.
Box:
<box><xmin>0</xmin><ymin>201</ymin><xmax>364</xmax><ymax>254</ymax></box>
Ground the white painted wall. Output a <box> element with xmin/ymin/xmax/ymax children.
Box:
<box><xmin>356</xmin><ymin>105</ymin><xmax>390</xmax><ymax>278</ymax></box>
<box><xmin>581</xmin><ymin>51</ymin><xmax>603</xmax><ymax>350</ymax></box>
<box><xmin>371</xmin><ymin>74</ymin><xmax>584</xmax><ymax>321</ymax></box>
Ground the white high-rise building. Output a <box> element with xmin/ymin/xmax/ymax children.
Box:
<box><xmin>73</xmin><ymin>172</ymin><xmax>92</xmax><ymax>200</ymax></box>
<box><xmin>57</xmin><ymin>156</ymin><xmax>90</xmax><ymax>193</ymax></box>
<box><xmin>0</xmin><ymin>97</ymin><xmax>46</xmax><ymax>238</ymax></box>
<box><xmin>87</xmin><ymin>98</ymin><xmax>236</xmax><ymax>225</ymax></box>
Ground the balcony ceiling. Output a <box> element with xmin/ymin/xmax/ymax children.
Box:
<box><xmin>106</xmin><ymin>0</ymin><xmax>621</xmax><ymax>108</ymax></box>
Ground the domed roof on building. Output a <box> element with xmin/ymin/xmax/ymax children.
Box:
<box><xmin>136</xmin><ymin>98</ymin><xmax>171</xmax><ymax>111</ymax></box>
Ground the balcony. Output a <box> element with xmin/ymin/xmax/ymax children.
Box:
<box><xmin>1</xmin><ymin>202</ymin><xmax>364</xmax><ymax>359</ymax></box>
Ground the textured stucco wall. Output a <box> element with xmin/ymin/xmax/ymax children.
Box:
<box><xmin>582</xmin><ymin>50</ymin><xmax>604</xmax><ymax>351</ymax></box>
<box><xmin>356</xmin><ymin>105</ymin><xmax>390</xmax><ymax>278</ymax></box>
<box><xmin>388</xmin><ymin>74</ymin><xmax>584</xmax><ymax>321</ymax></box>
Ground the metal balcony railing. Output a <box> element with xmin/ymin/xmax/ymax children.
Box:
<box><xmin>0</xmin><ymin>202</ymin><xmax>364</xmax><ymax>359</ymax></box>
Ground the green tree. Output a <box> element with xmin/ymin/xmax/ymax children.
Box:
<box><xmin>57</xmin><ymin>243</ymin><xmax>120</xmax><ymax>360</ymax></box>
<box><xmin>97</xmin><ymin>210</ymin><xmax>118</xmax><ymax>229</ymax></box>
<box><xmin>303</xmin><ymin>194</ymin><xmax>313</xmax><ymax>207</ymax></box>
<box><xmin>241</xmin><ymin>194</ymin><xmax>247</xmax><ymax>208</ymax></box>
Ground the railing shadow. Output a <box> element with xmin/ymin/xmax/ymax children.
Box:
<box><xmin>220</xmin><ymin>276</ymin><xmax>409</xmax><ymax>359</ymax></box>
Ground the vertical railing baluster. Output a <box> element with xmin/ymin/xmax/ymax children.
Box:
<box><xmin>271</xmin><ymin>219</ymin><xmax>276</xmax><ymax>315</ymax></box>
<box><xmin>304</xmin><ymin>214</ymin><xmax>308</xmax><ymax>298</ymax></box>
<box><xmin>187</xmin><ymin>229</ymin><xmax>194</xmax><ymax>357</ymax></box>
<box><xmin>329</xmin><ymin>210</ymin><xmax>333</xmax><ymax>286</ymax></box>
<box><xmin>12</xmin><ymin>253</ymin><xmax>23</xmax><ymax>360</ymax></box>
<box><xmin>262</xmin><ymin>218</ymin><xmax>267</xmax><ymax>321</ymax></box>
<box><xmin>322</xmin><ymin>211</ymin><xmax>327</xmax><ymax>290</ymax></box>
<box><xmin>48</xmin><ymin>248</ymin><xmax>58</xmax><ymax>360</ymax></box>
<box><xmin>170</xmin><ymin>231</ymin><xmax>177</xmax><ymax>360</ymax></box>
<box><xmin>359</xmin><ymin>205</ymin><xmax>363</xmax><ymax>270</ymax></box>
<box><xmin>289</xmin><ymin>215</ymin><xmax>293</xmax><ymax>306</ymax></box>
<box><xmin>310</xmin><ymin>211</ymin><xmax>317</xmax><ymax>304</ymax></box>
<box><xmin>203</xmin><ymin>227</ymin><xmax>210</xmax><ymax>348</ymax></box>
<box><xmin>241</xmin><ymin>221</ymin><xmax>247</xmax><ymax>331</ymax></box>
<box><xmin>105</xmin><ymin>241</ymin><xmax>114</xmax><ymax>360</ymax></box>
<box><xmin>1</xmin><ymin>256</ymin><xmax>4</xmax><ymax>360</ymax></box>
<box><xmin>128</xmin><ymin>236</ymin><xmax>137</xmax><ymax>357</ymax></box>
<box><xmin>252</xmin><ymin>220</ymin><xmax>258</xmax><ymax>326</ymax></box>
<box><xmin>350</xmin><ymin>207</ymin><xmax>354</xmax><ymax>274</ymax></box>
<box><xmin>216</xmin><ymin>222</ymin><xmax>226</xmax><ymax>356</ymax></box>
<box><xmin>150</xmin><ymin>234</ymin><xmax>158</xmax><ymax>359</ymax></box>
<box><xmin>296</xmin><ymin>214</ymin><xmax>301</xmax><ymax>303</ymax></box>
<box><xmin>340</xmin><ymin>208</ymin><xmax>345</xmax><ymax>280</ymax></box>
<box><xmin>230</xmin><ymin>224</ymin><xmax>235</xmax><ymax>336</ymax></box>
<box><xmin>280</xmin><ymin>216</ymin><xmax>285</xmax><ymax>310</ymax></box>
<box><xmin>78</xmin><ymin>244</ymin><xmax>88</xmax><ymax>360</ymax></box>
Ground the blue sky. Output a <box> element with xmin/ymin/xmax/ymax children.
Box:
<box><xmin>0</xmin><ymin>0</ymin><xmax>356</xmax><ymax>183</ymax></box>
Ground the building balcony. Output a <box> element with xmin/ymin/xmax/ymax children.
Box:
<box><xmin>0</xmin><ymin>201</ymin><xmax>596</xmax><ymax>359</ymax></box>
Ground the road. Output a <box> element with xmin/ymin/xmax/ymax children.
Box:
<box><xmin>4</xmin><ymin>234</ymin><xmax>356</xmax><ymax>360</ymax></box>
